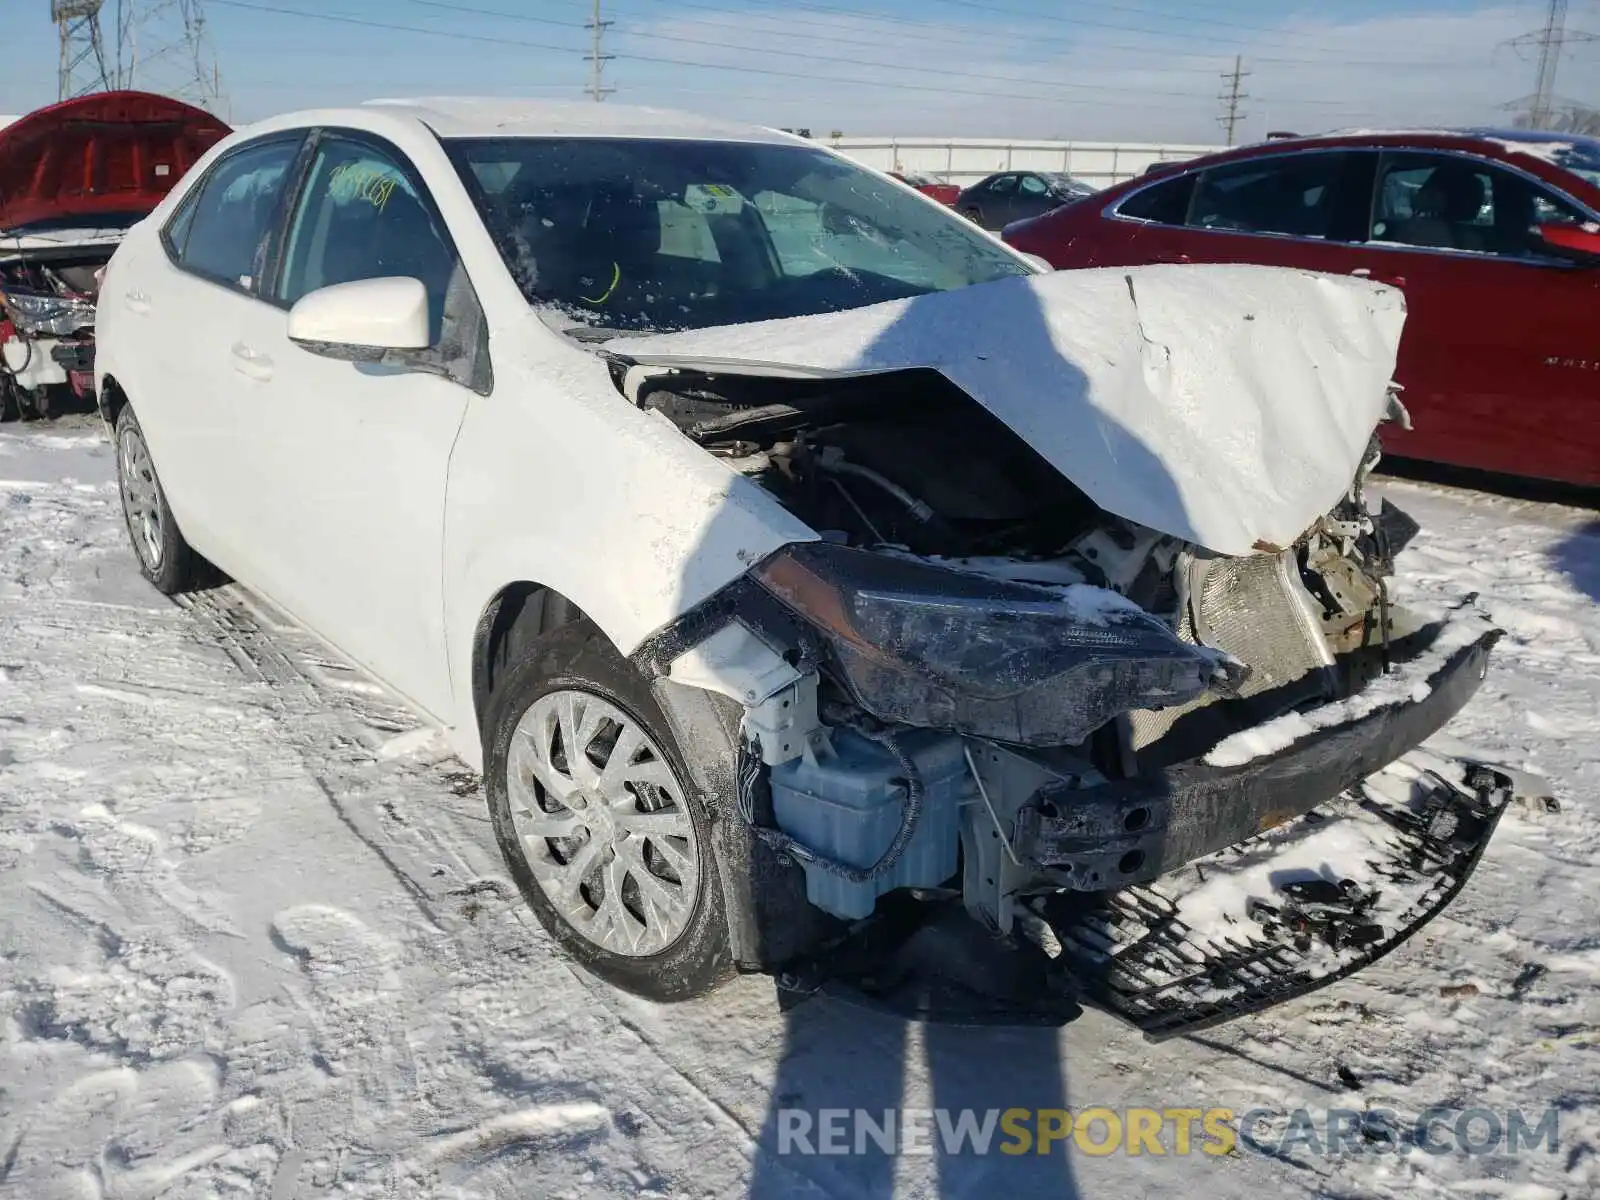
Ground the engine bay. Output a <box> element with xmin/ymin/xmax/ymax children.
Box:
<box><xmin>0</xmin><ymin>247</ymin><xmax>112</xmax><ymax>420</ymax></box>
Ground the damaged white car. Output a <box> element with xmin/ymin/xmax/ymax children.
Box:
<box><xmin>95</xmin><ymin>100</ymin><xmax>1523</xmax><ymax>1037</ymax></box>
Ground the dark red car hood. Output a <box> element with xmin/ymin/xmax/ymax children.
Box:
<box><xmin>0</xmin><ymin>91</ymin><xmax>229</xmax><ymax>232</ymax></box>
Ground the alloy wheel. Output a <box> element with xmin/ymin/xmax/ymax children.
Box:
<box><xmin>118</xmin><ymin>426</ymin><xmax>165</xmax><ymax>572</ymax></box>
<box><xmin>507</xmin><ymin>689</ymin><xmax>699</xmax><ymax>956</ymax></box>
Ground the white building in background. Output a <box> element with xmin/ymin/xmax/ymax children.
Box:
<box><xmin>825</xmin><ymin>135</ymin><xmax>1223</xmax><ymax>189</ymax></box>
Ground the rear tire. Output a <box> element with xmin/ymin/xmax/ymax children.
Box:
<box><xmin>484</xmin><ymin>621</ymin><xmax>734</xmax><ymax>1001</ymax></box>
<box><xmin>0</xmin><ymin>378</ymin><xmax>17</xmax><ymax>423</ymax></box>
<box><xmin>115</xmin><ymin>404</ymin><xmax>205</xmax><ymax>594</ymax></box>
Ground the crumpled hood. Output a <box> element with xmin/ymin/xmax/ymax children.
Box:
<box><xmin>608</xmin><ymin>263</ymin><xmax>1406</xmax><ymax>557</ymax></box>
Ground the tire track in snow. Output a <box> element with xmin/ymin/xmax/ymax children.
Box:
<box><xmin>162</xmin><ymin>584</ymin><xmax>826</xmax><ymax>1195</ymax></box>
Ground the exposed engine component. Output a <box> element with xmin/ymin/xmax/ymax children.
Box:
<box><xmin>1</xmin><ymin>252</ymin><xmax>109</xmax><ymax>415</ymax></box>
<box><xmin>642</xmin><ymin>360</ymin><xmax>1456</xmax><ymax>947</ymax></box>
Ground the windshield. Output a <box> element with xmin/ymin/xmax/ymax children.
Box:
<box><xmin>445</xmin><ymin>137</ymin><xmax>1031</xmax><ymax>334</ymax></box>
<box><xmin>1557</xmin><ymin>150</ymin><xmax>1600</xmax><ymax>189</ymax></box>
<box><xmin>1494</xmin><ymin>135</ymin><xmax>1600</xmax><ymax>191</ymax></box>
<box><xmin>1044</xmin><ymin>173</ymin><xmax>1093</xmax><ymax>195</ymax></box>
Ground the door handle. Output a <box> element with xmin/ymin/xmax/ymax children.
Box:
<box><xmin>1154</xmin><ymin>253</ymin><xmax>1192</xmax><ymax>264</ymax></box>
<box><xmin>123</xmin><ymin>289</ymin><xmax>151</xmax><ymax>314</ymax></box>
<box><xmin>230</xmin><ymin>342</ymin><xmax>274</xmax><ymax>382</ymax></box>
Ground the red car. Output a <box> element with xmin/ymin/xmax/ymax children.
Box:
<box><xmin>890</xmin><ymin>170</ymin><xmax>960</xmax><ymax>207</ymax></box>
<box><xmin>1004</xmin><ymin>129</ymin><xmax>1600</xmax><ymax>487</ymax></box>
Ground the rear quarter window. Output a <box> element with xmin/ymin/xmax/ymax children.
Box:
<box><xmin>1116</xmin><ymin>174</ymin><xmax>1195</xmax><ymax>225</ymax></box>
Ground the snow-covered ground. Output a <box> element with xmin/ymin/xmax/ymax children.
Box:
<box><xmin>2</xmin><ymin>415</ymin><xmax>1597</xmax><ymax>1200</ymax></box>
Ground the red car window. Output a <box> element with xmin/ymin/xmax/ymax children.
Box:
<box><xmin>1372</xmin><ymin>151</ymin><xmax>1590</xmax><ymax>259</ymax></box>
<box><xmin>1117</xmin><ymin>174</ymin><xmax>1195</xmax><ymax>225</ymax></box>
<box><xmin>1189</xmin><ymin>153</ymin><xmax>1349</xmax><ymax>239</ymax></box>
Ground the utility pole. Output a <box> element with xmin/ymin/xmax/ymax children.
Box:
<box><xmin>585</xmin><ymin>0</ymin><xmax>614</xmax><ymax>101</ymax></box>
<box><xmin>1505</xmin><ymin>0</ymin><xmax>1596</xmax><ymax>129</ymax></box>
<box><xmin>1218</xmin><ymin>55</ymin><xmax>1249</xmax><ymax>146</ymax></box>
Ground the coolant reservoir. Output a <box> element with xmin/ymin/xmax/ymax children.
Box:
<box><xmin>770</xmin><ymin>728</ymin><xmax>969</xmax><ymax>920</ymax></box>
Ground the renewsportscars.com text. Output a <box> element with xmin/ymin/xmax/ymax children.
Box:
<box><xmin>776</xmin><ymin>1106</ymin><xmax>1561</xmax><ymax>1159</ymax></box>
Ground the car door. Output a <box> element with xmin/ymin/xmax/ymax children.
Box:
<box><xmin>1013</xmin><ymin>173</ymin><xmax>1056</xmax><ymax>223</ymax></box>
<box><xmin>129</xmin><ymin>133</ymin><xmax>305</xmax><ymax>571</ymax></box>
<box><xmin>969</xmin><ymin>174</ymin><xmax>1017</xmax><ymax>228</ymax></box>
<box><xmin>1348</xmin><ymin>150</ymin><xmax>1600</xmax><ymax>483</ymax></box>
<box><xmin>231</xmin><ymin>129</ymin><xmax>480</xmax><ymax>716</ymax></box>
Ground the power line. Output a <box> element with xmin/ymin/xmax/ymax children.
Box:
<box><xmin>204</xmin><ymin>0</ymin><xmax>1233</xmax><ymax>110</ymax></box>
<box><xmin>403</xmin><ymin>0</ymin><xmax>1216</xmax><ymax>101</ymax></box>
<box><xmin>405</xmin><ymin>0</ymin><xmax>1492</xmax><ymax>106</ymax></box>
<box><xmin>585</xmin><ymin>0</ymin><xmax>614</xmax><ymax>100</ymax></box>
<box><xmin>583</xmin><ymin>0</ymin><xmax>1495</xmax><ymax>68</ymax></box>
<box><xmin>1218</xmin><ymin>54</ymin><xmax>1249</xmax><ymax>145</ymax></box>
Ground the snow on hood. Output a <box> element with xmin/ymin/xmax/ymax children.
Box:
<box><xmin>608</xmin><ymin>264</ymin><xmax>1406</xmax><ymax>557</ymax></box>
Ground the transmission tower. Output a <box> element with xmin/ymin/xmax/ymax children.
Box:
<box><xmin>1504</xmin><ymin>0</ymin><xmax>1596</xmax><ymax>130</ymax></box>
<box><xmin>54</xmin><ymin>0</ymin><xmax>111</xmax><ymax>101</ymax></box>
<box><xmin>1218</xmin><ymin>55</ymin><xmax>1250</xmax><ymax>145</ymax></box>
<box><xmin>52</xmin><ymin>0</ymin><xmax>226</xmax><ymax>115</ymax></box>
<box><xmin>585</xmin><ymin>0</ymin><xmax>615</xmax><ymax>101</ymax></box>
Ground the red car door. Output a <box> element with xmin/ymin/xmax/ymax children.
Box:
<box><xmin>1349</xmin><ymin>150</ymin><xmax>1600</xmax><ymax>485</ymax></box>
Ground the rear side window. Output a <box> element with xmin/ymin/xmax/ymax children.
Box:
<box><xmin>984</xmin><ymin>175</ymin><xmax>1018</xmax><ymax>195</ymax></box>
<box><xmin>169</xmin><ymin>137</ymin><xmax>301</xmax><ymax>290</ymax></box>
<box><xmin>1189</xmin><ymin>153</ymin><xmax>1349</xmax><ymax>239</ymax></box>
<box><xmin>1117</xmin><ymin>174</ymin><xmax>1195</xmax><ymax>225</ymax></box>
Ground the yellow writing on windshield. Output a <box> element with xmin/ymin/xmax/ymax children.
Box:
<box><xmin>329</xmin><ymin>161</ymin><xmax>399</xmax><ymax>212</ymax></box>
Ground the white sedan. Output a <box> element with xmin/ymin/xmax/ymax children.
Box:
<box><xmin>95</xmin><ymin>99</ymin><xmax>1509</xmax><ymax>1029</ymax></box>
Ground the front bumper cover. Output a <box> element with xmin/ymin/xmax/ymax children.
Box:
<box><xmin>1015</xmin><ymin>621</ymin><xmax>1501</xmax><ymax>890</ymax></box>
<box><xmin>1043</xmin><ymin>754</ymin><xmax>1516</xmax><ymax>1040</ymax></box>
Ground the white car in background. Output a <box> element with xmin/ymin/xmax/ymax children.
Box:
<box><xmin>94</xmin><ymin>98</ymin><xmax>1515</xmax><ymax>1036</ymax></box>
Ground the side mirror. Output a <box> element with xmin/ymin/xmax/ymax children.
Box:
<box><xmin>287</xmin><ymin>276</ymin><xmax>430</xmax><ymax>360</ymax></box>
<box><xmin>1534</xmin><ymin>222</ymin><xmax>1600</xmax><ymax>264</ymax></box>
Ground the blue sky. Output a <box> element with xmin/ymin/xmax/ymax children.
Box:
<box><xmin>4</xmin><ymin>0</ymin><xmax>1597</xmax><ymax>142</ymax></box>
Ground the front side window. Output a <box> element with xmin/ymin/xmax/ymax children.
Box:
<box><xmin>445</xmin><ymin>137</ymin><xmax>1031</xmax><ymax>334</ymax></box>
<box><xmin>1189</xmin><ymin>153</ymin><xmax>1349</xmax><ymax>239</ymax></box>
<box><xmin>277</xmin><ymin>136</ymin><xmax>457</xmax><ymax>342</ymax></box>
<box><xmin>1018</xmin><ymin>174</ymin><xmax>1049</xmax><ymax>197</ymax></box>
<box><xmin>1372</xmin><ymin>151</ymin><xmax>1589</xmax><ymax>259</ymax></box>
<box><xmin>171</xmin><ymin>137</ymin><xmax>301</xmax><ymax>290</ymax></box>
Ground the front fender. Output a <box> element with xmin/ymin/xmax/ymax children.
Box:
<box><xmin>439</xmin><ymin>364</ymin><xmax>815</xmax><ymax>766</ymax></box>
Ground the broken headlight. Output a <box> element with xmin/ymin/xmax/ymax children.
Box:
<box><xmin>0</xmin><ymin>288</ymin><xmax>97</xmax><ymax>337</ymax></box>
<box><xmin>753</xmin><ymin>542</ymin><xmax>1241</xmax><ymax>747</ymax></box>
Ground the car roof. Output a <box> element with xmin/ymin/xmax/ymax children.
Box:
<box><xmin>353</xmin><ymin>97</ymin><xmax>805</xmax><ymax>145</ymax></box>
<box><xmin>1182</xmin><ymin>126</ymin><xmax>1600</xmax><ymax>165</ymax></box>
<box><xmin>1113</xmin><ymin>126</ymin><xmax>1600</xmax><ymax>203</ymax></box>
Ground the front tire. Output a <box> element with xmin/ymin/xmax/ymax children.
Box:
<box><xmin>484</xmin><ymin>622</ymin><xmax>734</xmax><ymax>1001</ymax></box>
<box><xmin>115</xmin><ymin>404</ymin><xmax>204</xmax><ymax>594</ymax></box>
